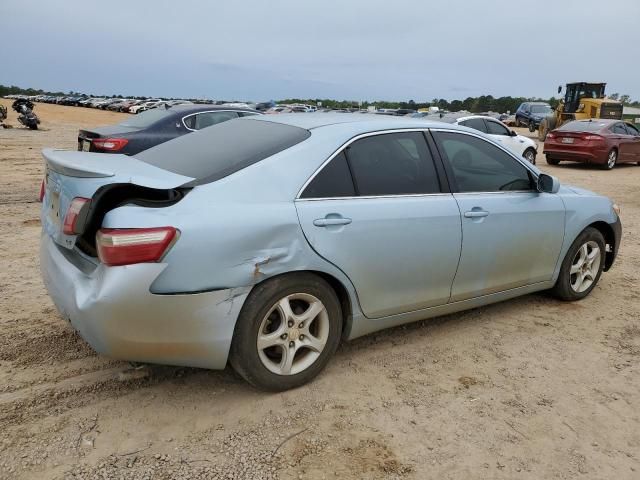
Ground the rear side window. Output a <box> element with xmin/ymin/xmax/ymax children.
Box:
<box><xmin>613</xmin><ymin>123</ymin><xmax>628</xmax><ymax>135</ymax></box>
<box><xmin>485</xmin><ymin>120</ymin><xmax>510</xmax><ymax>136</ymax></box>
<box><xmin>433</xmin><ymin>131</ymin><xmax>533</xmax><ymax>193</ymax></box>
<box><xmin>135</xmin><ymin>119</ymin><xmax>310</xmax><ymax>184</ymax></box>
<box><xmin>183</xmin><ymin>111</ymin><xmax>239</xmax><ymax>130</ymax></box>
<box><xmin>345</xmin><ymin>132</ymin><xmax>440</xmax><ymax>196</ymax></box>
<box><xmin>460</xmin><ymin>118</ymin><xmax>488</xmax><ymax>133</ymax></box>
<box><xmin>625</xmin><ymin>123</ymin><xmax>640</xmax><ymax>135</ymax></box>
<box><xmin>300</xmin><ymin>152</ymin><xmax>355</xmax><ymax>198</ymax></box>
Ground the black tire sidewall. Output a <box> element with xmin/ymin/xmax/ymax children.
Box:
<box><xmin>552</xmin><ymin>227</ymin><xmax>605</xmax><ymax>301</ymax></box>
<box><xmin>230</xmin><ymin>273</ymin><xmax>342</xmax><ymax>391</ymax></box>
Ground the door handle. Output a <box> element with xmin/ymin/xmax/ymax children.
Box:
<box><xmin>313</xmin><ymin>217</ymin><xmax>352</xmax><ymax>227</ymax></box>
<box><xmin>464</xmin><ymin>210</ymin><xmax>489</xmax><ymax>218</ymax></box>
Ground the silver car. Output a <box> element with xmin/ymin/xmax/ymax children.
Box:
<box><xmin>40</xmin><ymin>114</ymin><xmax>622</xmax><ymax>391</ymax></box>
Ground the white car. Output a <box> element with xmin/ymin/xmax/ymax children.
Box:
<box><xmin>129</xmin><ymin>100</ymin><xmax>162</xmax><ymax>114</ymax></box>
<box><xmin>454</xmin><ymin>115</ymin><xmax>538</xmax><ymax>164</ymax></box>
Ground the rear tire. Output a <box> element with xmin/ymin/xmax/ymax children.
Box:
<box><xmin>528</xmin><ymin>122</ymin><xmax>536</xmax><ymax>132</ymax></box>
<box><xmin>551</xmin><ymin>227</ymin><xmax>605</xmax><ymax>301</ymax></box>
<box><xmin>546</xmin><ymin>155</ymin><xmax>560</xmax><ymax>165</ymax></box>
<box><xmin>602</xmin><ymin>149</ymin><xmax>617</xmax><ymax>170</ymax></box>
<box><xmin>229</xmin><ymin>273</ymin><xmax>342</xmax><ymax>391</ymax></box>
<box><xmin>523</xmin><ymin>148</ymin><xmax>536</xmax><ymax>165</ymax></box>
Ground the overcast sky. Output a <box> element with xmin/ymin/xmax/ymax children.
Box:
<box><xmin>1</xmin><ymin>0</ymin><xmax>638</xmax><ymax>101</ymax></box>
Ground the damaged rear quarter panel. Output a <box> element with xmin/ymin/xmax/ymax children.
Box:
<box><xmin>100</xmin><ymin>135</ymin><xmax>363</xmax><ymax>327</ymax></box>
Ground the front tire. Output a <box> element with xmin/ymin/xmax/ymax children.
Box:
<box><xmin>230</xmin><ymin>273</ymin><xmax>342</xmax><ymax>391</ymax></box>
<box><xmin>551</xmin><ymin>227</ymin><xmax>605</xmax><ymax>301</ymax></box>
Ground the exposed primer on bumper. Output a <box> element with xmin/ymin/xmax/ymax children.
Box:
<box><xmin>40</xmin><ymin>233</ymin><xmax>249</xmax><ymax>369</ymax></box>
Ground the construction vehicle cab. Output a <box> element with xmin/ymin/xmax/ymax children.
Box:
<box><xmin>538</xmin><ymin>82</ymin><xmax>623</xmax><ymax>141</ymax></box>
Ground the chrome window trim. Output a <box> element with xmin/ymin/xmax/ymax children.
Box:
<box><xmin>295</xmin><ymin>128</ymin><xmax>441</xmax><ymax>200</ymax></box>
<box><xmin>296</xmin><ymin>192</ymin><xmax>452</xmax><ymax>202</ymax></box>
<box><xmin>296</xmin><ymin>128</ymin><xmax>540</xmax><ymax>200</ymax></box>
<box><xmin>181</xmin><ymin>110</ymin><xmax>258</xmax><ymax>131</ymax></box>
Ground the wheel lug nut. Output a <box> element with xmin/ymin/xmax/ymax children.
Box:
<box><xmin>298</xmin><ymin>323</ymin><xmax>304</xmax><ymax>328</ymax></box>
<box><xmin>288</xmin><ymin>320</ymin><xmax>294</xmax><ymax>327</ymax></box>
<box><xmin>289</xmin><ymin>341</ymin><xmax>294</xmax><ymax>348</ymax></box>
<box><xmin>281</xmin><ymin>334</ymin><xmax>287</xmax><ymax>340</ymax></box>
<box><xmin>299</xmin><ymin>334</ymin><xmax>305</xmax><ymax>340</ymax></box>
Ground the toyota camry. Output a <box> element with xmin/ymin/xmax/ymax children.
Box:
<box><xmin>40</xmin><ymin>114</ymin><xmax>621</xmax><ymax>391</ymax></box>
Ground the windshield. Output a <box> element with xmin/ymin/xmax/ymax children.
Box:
<box><xmin>559</xmin><ymin>121</ymin><xmax>607</xmax><ymax>132</ymax></box>
<box><xmin>119</xmin><ymin>108</ymin><xmax>173</xmax><ymax>128</ymax></box>
<box><xmin>531</xmin><ymin>105</ymin><xmax>552</xmax><ymax>114</ymax></box>
<box><xmin>135</xmin><ymin>118</ymin><xmax>311</xmax><ymax>184</ymax></box>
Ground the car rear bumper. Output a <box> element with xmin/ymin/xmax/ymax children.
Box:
<box><xmin>40</xmin><ymin>233</ymin><xmax>249</xmax><ymax>369</ymax></box>
<box><xmin>543</xmin><ymin>145</ymin><xmax>608</xmax><ymax>164</ymax></box>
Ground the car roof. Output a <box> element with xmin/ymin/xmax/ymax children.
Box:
<box><xmin>159</xmin><ymin>104</ymin><xmax>259</xmax><ymax>115</ymax></box>
<box><xmin>243</xmin><ymin>112</ymin><xmax>461</xmax><ymax>131</ymax></box>
<box><xmin>568</xmin><ymin>119</ymin><xmax>618</xmax><ymax>125</ymax></box>
<box><xmin>455</xmin><ymin>115</ymin><xmax>503</xmax><ymax>123</ymax></box>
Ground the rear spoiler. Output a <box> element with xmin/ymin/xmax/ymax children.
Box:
<box><xmin>42</xmin><ymin>148</ymin><xmax>195</xmax><ymax>188</ymax></box>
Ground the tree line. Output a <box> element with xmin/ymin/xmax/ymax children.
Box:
<box><xmin>2</xmin><ymin>84</ymin><xmax>639</xmax><ymax>113</ymax></box>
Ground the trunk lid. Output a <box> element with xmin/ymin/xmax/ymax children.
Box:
<box><xmin>41</xmin><ymin>148</ymin><xmax>194</xmax><ymax>250</ymax></box>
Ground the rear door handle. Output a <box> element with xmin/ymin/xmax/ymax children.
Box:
<box><xmin>313</xmin><ymin>217</ymin><xmax>352</xmax><ymax>227</ymax></box>
<box><xmin>464</xmin><ymin>210</ymin><xmax>489</xmax><ymax>218</ymax></box>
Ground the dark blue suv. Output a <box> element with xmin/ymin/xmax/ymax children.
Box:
<box><xmin>515</xmin><ymin>102</ymin><xmax>553</xmax><ymax>131</ymax></box>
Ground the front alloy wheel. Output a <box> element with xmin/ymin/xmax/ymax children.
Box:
<box><xmin>523</xmin><ymin>148</ymin><xmax>536</xmax><ymax>164</ymax></box>
<box><xmin>551</xmin><ymin>227</ymin><xmax>605</xmax><ymax>301</ymax></box>
<box><xmin>569</xmin><ymin>241</ymin><xmax>601</xmax><ymax>293</ymax></box>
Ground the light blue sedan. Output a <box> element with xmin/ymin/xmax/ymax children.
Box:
<box><xmin>40</xmin><ymin>114</ymin><xmax>622</xmax><ymax>390</ymax></box>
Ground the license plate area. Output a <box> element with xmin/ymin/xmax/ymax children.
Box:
<box><xmin>561</xmin><ymin>137</ymin><xmax>574</xmax><ymax>144</ymax></box>
<box><xmin>48</xmin><ymin>190</ymin><xmax>62</xmax><ymax>227</ymax></box>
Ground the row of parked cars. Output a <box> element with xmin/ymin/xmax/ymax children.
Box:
<box><xmin>40</xmin><ymin>107</ymin><xmax>623</xmax><ymax>391</ymax></box>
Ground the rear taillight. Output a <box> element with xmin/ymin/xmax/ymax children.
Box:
<box><xmin>62</xmin><ymin>197</ymin><xmax>90</xmax><ymax>235</ymax></box>
<box><xmin>92</xmin><ymin>138</ymin><xmax>129</xmax><ymax>151</ymax></box>
<box><xmin>39</xmin><ymin>178</ymin><xmax>46</xmax><ymax>202</ymax></box>
<box><xmin>96</xmin><ymin>227</ymin><xmax>177</xmax><ymax>266</ymax></box>
<box><xmin>585</xmin><ymin>135</ymin><xmax>604</xmax><ymax>142</ymax></box>
<box><xmin>546</xmin><ymin>132</ymin><xmax>556</xmax><ymax>139</ymax></box>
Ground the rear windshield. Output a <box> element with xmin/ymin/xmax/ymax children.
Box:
<box><xmin>119</xmin><ymin>108</ymin><xmax>173</xmax><ymax>128</ymax></box>
<box><xmin>559</xmin><ymin>121</ymin><xmax>607</xmax><ymax>132</ymax></box>
<box><xmin>135</xmin><ymin>118</ymin><xmax>311</xmax><ymax>184</ymax></box>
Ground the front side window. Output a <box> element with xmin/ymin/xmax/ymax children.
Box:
<box><xmin>345</xmin><ymin>132</ymin><xmax>440</xmax><ymax>196</ymax></box>
<box><xmin>485</xmin><ymin>120</ymin><xmax>510</xmax><ymax>136</ymax></box>
<box><xmin>433</xmin><ymin>131</ymin><xmax>533</xmax><ymax>193</ymax></box>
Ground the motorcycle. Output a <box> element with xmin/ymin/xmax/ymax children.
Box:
<box><xmin>12</xmin><ymin>99</ymin><xmax>40</xmax><ymax>130</ymax></box>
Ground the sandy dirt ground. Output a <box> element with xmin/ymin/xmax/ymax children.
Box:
<box><xmin>0</xmin><ymin>99</ymin><xmax>639</xmax><ymax>480</ymax></box>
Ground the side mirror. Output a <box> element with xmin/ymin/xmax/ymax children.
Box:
<box><xmin>510</xmin><ymin>130</ymin><xmax>517</xmax><ymax>137</ymax></box>
<box><xmin>557</xmin><ymin>85</ymin><xmax>562</xmax><ymax>94</ymax></box>
<box><xmin>537</xmin><ymin>173</ymin><xmax>560</xmax><ymax>194</ymax></box>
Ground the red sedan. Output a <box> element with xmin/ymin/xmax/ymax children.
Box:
<box><xmin>544</xmin><ymin>119</ymin><xmax>640</xmax><ymax>169</ymax></box>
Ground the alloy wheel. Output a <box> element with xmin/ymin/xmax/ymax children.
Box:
<box><xmin>569</xmin><ymin>241</ymin><xmax>601</xmax><ymax>293</ymax></box>
<box><xmin>524</xmin><ymin>150</ymin><xmax>536</xmax><ymax>164</ymax></box>
<box><xmin>257</xmin><ymin>293</ymin><xmax>329</xmax><ymax>375</ymax></box>
<box><xmin>607</xmin><ymin>150</ymin><xmax>617</xmax><ymax>169</ymax></box>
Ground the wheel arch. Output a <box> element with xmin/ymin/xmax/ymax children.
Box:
<box><xmin>249</xmin><ymin>270</ymin><xmax>355</xmax><ymax>339</ymax></box>
<box><xmin>587</xmin><ymin>221</ymin><xmax>616</xmax><ymax>271</ymax></box>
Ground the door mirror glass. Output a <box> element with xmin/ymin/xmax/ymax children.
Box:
<box><xmin>537</xmin><ymin>173</ymin><xmax>560</xmax><ymax>194</ymax></box>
